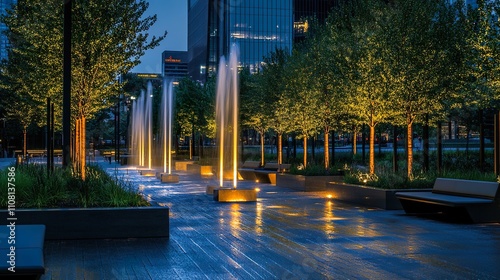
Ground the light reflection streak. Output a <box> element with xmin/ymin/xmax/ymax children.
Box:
<box><xmin>255</xmin><ymin>202</ymin><xmax>263</xmax><ymax>234</ymax></box>
<box><xmin>230</xmin><ymin>204</ymin><xmax>241</xmax><ymax>238</ymax></box>
<box><xmin>323</xmin><ymin>201</ymin><xmax>336</xmax><ymax>237</ymax></box>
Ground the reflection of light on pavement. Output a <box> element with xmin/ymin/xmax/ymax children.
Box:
<box><xmin>324</xmin><ymin>201</ymin><xmax>336</xmax><ymax>237</ymax></box>
<box><xmin>255</xmin><ymin>202</ymin><xmax>263</xmax><ymax>234</ymax></box>
<box><xmin>230</xmin><ymin>204</ymin><xmax>241</xmax><ymax>238</ymax></box>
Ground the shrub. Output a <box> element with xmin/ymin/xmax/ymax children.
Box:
<box><xmin>0</xmin><ymin>164</ymin><xmax>149</xmax><ymax>208</ymax></box>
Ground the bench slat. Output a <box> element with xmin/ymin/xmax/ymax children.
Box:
<box><xmin>433</xmin><ymin>178</ymin><xmax>498</xmax><ymax>199</ymax></box>
<box><xmin>396</xmin><ymin>191</ymin><xmax>494</xmax><ymax>207</ymax></box>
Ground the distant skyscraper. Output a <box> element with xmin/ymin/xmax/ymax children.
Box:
<box><xmin>188</xmin><ymin>0</ymin><xmax>338</xmax><ymax>83</ymax></box>
<box><xmin>0</xmin><ymin>0</ymin><xmax>16</xmax><ymax>62</ymax></box>
<box><xmin>294</xmin><ymin>0</ymin><xmax>338</xmax><ymax>43</ymax></box>
<box><xmin>162</xmin><ymin>51</ymin><xmax>188</xmax><ymax>82</ymax></box>
<box><xmin>188</xmin><ymin>0</ymin><xmax>294</xmax><ymax>82</ymax></box>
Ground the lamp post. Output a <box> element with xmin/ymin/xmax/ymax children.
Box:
<box><xmin>62</xmin><ymin>0</ymin><xmax>72</xmax><ymax>168</ymax></box>
<box><xmin>0</xmin><ymin>118</ymin><xmax>5</xmax><ymax>158</ymax></box>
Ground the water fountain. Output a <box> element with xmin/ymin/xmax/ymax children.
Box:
<box><xmin>131</xmin><ymin>81</ymin><xmax>156</xmax><ymax>176</ymax></box>
<box><xmin>211</xmin><ymin>44</ymin><xmax>257</xmax><ymax>202</ymax></box>
<box><xmin>159</xmin><ymin>78</ymin><xmax>179</xmax><ymax>183</ymax></box>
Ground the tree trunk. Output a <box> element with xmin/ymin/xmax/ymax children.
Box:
<box><xmin>407</xmin><ymin>120</ymin><xmax>413</xmax><ymax>178</ymax></box>
<box><xmin>369</xmin><ymin>124</ymin><xmax>375</xmax><ymax>175</ymax></box>
<box><xmin>260</xmin><ymin>132</ymin><xmax>265</xmax><ymax>166</ymax></box>
<box><xmin>75</xmin><ymin>118</ymin><xmax>80</xmax><ymax>175</ymax></box>
<box><xmin>324</xmin><ymin>128</ymin><xmax>329</xmax><ymax>170</ymax></box>
<box><xmin>303</xmin><ymin>136</ymin><xmax>308</xmax><ymax>168</ymax></box>
<box><xmin>81</xmin><ymin>116</ymin><xmax>86</xmax><ymax>181</ymax></box>
<box><xmin>277</xmin><ymin>133</ymin><xmax>283</xmax><ymax>165</ymax></box>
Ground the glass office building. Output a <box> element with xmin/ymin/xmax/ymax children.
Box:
<box><xmin>0</xmin><ymin>0</ymin><xmax>16</xmax><ymax>62</ymax></box>
<box><xmin>188</xmin><ymin>0</ymin><xmax>293</xmax><ymax>82</ymax></box>
<box><xmin>162</xmin><ymin>50</ymin><xmax>189</xmax><ymax>82</ymax></box>
<box><xmin>294</xmin><ymin>0</ymin><xmax>338</xmax><ymax>43</ymax></box>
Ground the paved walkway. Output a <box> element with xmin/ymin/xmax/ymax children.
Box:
<box><xmin>19</xmin><ymin>159</ymin><xmax>500</xmax><ymax>279</ymax></box>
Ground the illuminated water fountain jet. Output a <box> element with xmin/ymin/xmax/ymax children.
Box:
<box><xmin>159</xmin><ymin>78</ymin><xmax>179</xmax><ymax>183</ymax></box>
<box><xmin>211</xmin><ymin>44</ymin><xmax>257</xmax><ymax>202</ymax></box>
<box><xmin>131</xmin><ymin>81</ymin><xmax>155</xmax><ymax>176</ymax></box>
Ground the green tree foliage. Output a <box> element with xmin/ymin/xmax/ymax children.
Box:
<box><xmin>1</xmin><ymin>0</ymin><xmax>165</xmax><ymax>124</ymax></box>
<box><xmin>0</xmin><ymin>0</ymin><xmax>165</xmax><ymax>178</ymax></box>
<box><xmin>252</xmin><ymin>48</ymin><xmax>292</xmax><ymax>165</ymax></box>
<box><xmin>285</xmin><ymin>49</ymin><xmax>322</xmax><ymax>168</ymax></box>
<box><xmin>175</xmin><ymin>77</ymin><xmax>214</xmax><ymax>158</ymax></box>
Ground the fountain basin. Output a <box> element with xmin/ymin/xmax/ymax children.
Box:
<box><xmin>161</xmin><ymin>173</ymin><xmax>179</xmax><ymax>183</ymax></box>
<box><xmin>213</xmin><ymin>188</ymin><xmax>257</xmax><ymax>202</ymax></box>
<box><xmin>139</xmin><ymin>169</ymin><xmax>157</xmax><ymax>177</ymax></box>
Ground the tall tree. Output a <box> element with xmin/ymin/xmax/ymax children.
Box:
<box><xmin>1</xmin><ymin>0</ymin><xmax>165</xmax><ymax>179</ymax></box>
<box><xmin>258</xmin><ymin>48</ymin><xmax>292</xmax><ymax>166</ymax></box>
<box><xmin>286</xmin><ymin>50</ymin><xmax>322</xmax><ymax>168</ymax></box>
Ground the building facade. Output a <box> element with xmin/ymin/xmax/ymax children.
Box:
<box><xmin>162</xmin><ymin>50</ymin><xmax>189</xmax><ymax>82</ymax></box>
<box><xmin>0</xmin><ymin>0</ymin><xmax>16</xmax><ymax>62</ymax></box>
<box><xmin>188</xmin><ymin>0</ymin><xmax>339</xmax><ymax>83</ymax></box>
<box><xmin>188</xmin><ymin>0</ymin><xmax>294</xmax><ymax>82</ymax></box>
<box><xmin>294</xmin><ymin>0</ymin><xmax>338</xmax><ymax>43</ymax></box>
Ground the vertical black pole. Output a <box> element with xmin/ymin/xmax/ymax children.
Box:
<box><xmin>62</xmin><ymin>0</ymin><xmax>72</xmax><ymax>168</ymax></box>
<box><xmin>479</xmin><ymin>109</ymin><xmax>485</xmax><ymax>171</ymax></box>
<box><xmin>393</xmin><ymin>125</ymin><xmax>398</xmax><ymax>173</ymax></box>
<box><xmin>423</xmin><ymin>114</ymin><xmax>429</xmax><ymax>172</ymax></box>
<box><xmin>115</xmin><ymin>103</ymin><xmax>118</xmax><ymax>162</ymax></box>
<box><xmin>311</xmin><ymin>136</ymin><xmax>315</xmax><ymax>162</ymax></box>
<box><xmin>117</xmin><ymin>99</ymin><xmax>120</xmax><ymax>163</ymax></box>
<box><xmin>51</xmin><ymin>104</ymin><xmax>55</xmax><ymax>171</ymax></box>
<box><xmin>495</xmin><ymin>113</ymin><xmax>500</xmax><ymax>175</ymax></box>
<box><xmin>331</xmin><ymin>130</ymin><xmax>335</xmax><ymax>167</ymax></box>
<box><xmin>437</xmin><ymin>122</ymin><xmax>442</xmax><ymax>174</ymax></box>
<box><xmin>47</xmin><ymin>98</ymin><xmax>51</xmax><ymax>174</ymax></box>
<box><xmin>362</xmin><ymin>124</ymin><xmax>366</xmax><ymax>164</ymax></box>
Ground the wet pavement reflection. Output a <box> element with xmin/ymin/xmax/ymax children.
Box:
<box><xmin>40</xmin><ymin>162</ymin><xmax>500</xmax><ymax>279</ymax></box>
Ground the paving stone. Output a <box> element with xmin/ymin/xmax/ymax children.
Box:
<box><xmin>33</xmin><ymin>160</ymin><xmax>500</xmax><ymax>279</ymax></box>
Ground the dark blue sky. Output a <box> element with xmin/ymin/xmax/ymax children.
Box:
<box><xmin>132</xmin><ymin>0</ymin><xmax>187</xmax><ymax>73</ymax></box>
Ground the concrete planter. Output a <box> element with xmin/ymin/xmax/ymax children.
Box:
<box><xmin>276</xmin><ymin>174</ymin><xmax>344</xmax><ymax>191</ymax></box>
<box><xmin>174</xmin><ymin>160</ymin><xmax>195</xmax><ymax>171</ymax></box>
<box><xmin>213</xmin><ymin>188</ymin><xmax>257</xmax><ymax>202</ymax></box>
<box><xmin>327</xmin><ymin>182</ymin><xmax>431</xmax><ymax>210</ymax></box>
<box><xmin>187</xmin><ymin>164</ymin><xmax>214</xmax><ymax>176</ymax></box>
<box><xmin>0</xmin><ymin>206</ymin><xmax>169</xmax><ymax>240</ymax></box>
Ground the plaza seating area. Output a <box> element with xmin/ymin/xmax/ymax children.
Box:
<box><xmin>396</xmin><ymin>178</ymin><xmax>500</xmax><ymax>223</ymax></box>
<box><xmin>1</xmin><ymin>158</ymin><xmax>500</xmax><ymax>279</ymax></box>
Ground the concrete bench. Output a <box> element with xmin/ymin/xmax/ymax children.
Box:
<box><xmin>254</xmin><ymin>163</ymin><xmax>291</xmax><ymax>185</ymax></box>
<box><xmin>237</xmin><ymin>161</ymin><xmax>261</xmax><ymax>180</ymax></box>
<box><xmin>0</xmin><ymin>224</ymin><xmax>45</xmax><ymax>279</ymax></box>
<box><xmin>395</xmin><ymin>178</ymin><xmax>500</xmax><ymax>223</ymax></box>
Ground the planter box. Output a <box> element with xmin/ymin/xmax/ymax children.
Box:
<box><xmin>0</xmin><ymin>206</ymin><xmax>169</xmax><ymax>240</ymax></box>
<box><xmin>276</xmin><ymin>174</ymin><xmax>344</xmax><ymax>191</ymax></box>
<box><xmin>174</xmin><ymin>160</ymin><xmax>195</xmax><ymax>171</ymax></box>
<box><xmin>213</xmin><ymin>188</ymin><xmax>257</xmax><ymax>202</ymax></box>
<box><xmin>327</xmin><ymin>182</ymin><xmax>431</xmax><ymax>210</ymax></box>
<box><xmin>187</xmin><ymin>164</ymin><xmax>214</xmax><ymax>176</ymax></box>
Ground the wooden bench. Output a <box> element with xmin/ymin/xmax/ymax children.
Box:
<box><xmin>237</xmin><ymin>161</ymin><xmax>261</xmax><ymax>180</ymax></box>
<box><xmin>0</xmin><ymin>224</ymin><xmax>45</xmax><ymax>279</ymax></box>
<box><xmin>395</xmin><ymin>178</ymin><xmax>500</xmax><ymax>223</ymax></box>
<box><xmin>254</xmin><ymin>163</ymin><xmax>291</xmax><ymax>185</ymax></box>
